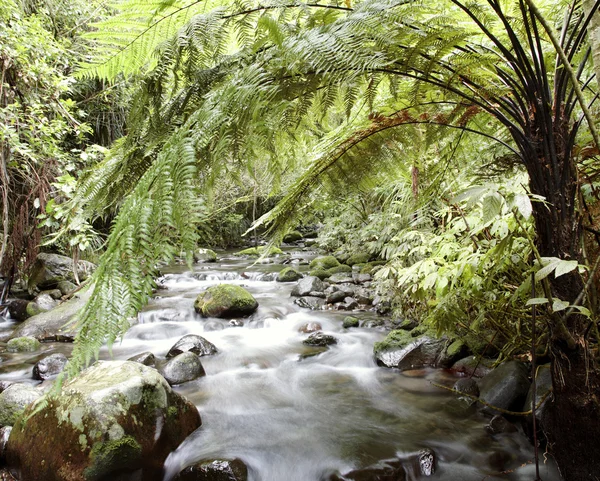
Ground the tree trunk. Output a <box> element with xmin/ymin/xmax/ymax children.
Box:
<box><xmin>583</xmin><ymin>0</ymin><xmax>600</xmax><ymax>91</ymax></box>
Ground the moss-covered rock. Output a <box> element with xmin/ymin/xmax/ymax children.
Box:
<box><xmin>25</xmin><ymin>302</ymin><xmax>44</xmax><ymax>318</ymax></box>
<box><xmin>343</xmin><ymin>316</ymin><xmax>360</xmax><ymax>328</ymax></box>
<box><xmin>309</xmin><ymin>264</ymin><xmax>352</xmax><ymax>280</ymax></box>
<box><xmin>194</xmin><ymin>284</ymin><xmax>258</xmax><ymax>318</ymax></box>
<box><xmin>283</xmin><ymin>231</ymin><xmax>303</xmax><ymax>243</ymax></box>
<box><xmin>346</xmin><ymin>253</ymin><xmax>370</xmax><ymax>266</ymax></box>
<box><xmin>6</xmin><ymin>360</ymin><xmax>201</xmax><ymax>481</ymax></box>
<box><xmin>277</xmin><ymin>267</ymin><xmax>303</xmax><ymax>283</ymax></box>
<box><xmin>6</xmin><ymin>336</ymin><xmax>40</xmax><ymax>353</ymax></box>
<box><xmin>373</xmin><ymin>330</ymin><xmax>413</xmax><ymax>357</ymax></box>
<box><xmin>309</xmin><ymin>256</ymin><xmax>340</xmax><ymax>270</ymax></box>
<box><xmin>234</xmin><ymin>246</ymin><xmax>284</xmax><ymax>257</ymax></box>
<box><xmin>27</xmin><ymin>252</ymin><xmax>95</xmax><ymax>294</ymax></box>
<box><xmin>360</xmin><ymin>261</ymin><xmax>387</xmax><ymax>275</ymax></box>
<box><xmin>0</xmin><ymin>384</ymin><xmax>41</xmax><ymax>426</ymax></box>
<box><xmin>196</xmin><ymin>248</ymin><xmax>218</xmax><ymax>263</ymax></box>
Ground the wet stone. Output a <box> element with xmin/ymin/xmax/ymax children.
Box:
<box><xmin>291</xmin><ymin>276</ymin><xmax>325</xmax><ymax>297</ymax></box>
<box><xmin>159</xmin><ymin>352</ymin><xmax>206</xmax><ymax>385</ymax></box>
<box><xmin>342</xmin><ymin>316</ymin><xmax>359</xmax><ymax>328</ymax></box>
<box><xmin>326</xmin><ymin>290</ymin><xmax>346</xmax><ymax>304</ymax></box>
<box><xmin>32</xmin><ymin>353</ymin><xmax>68</xmax><ymax>381</ymax></box>
<box><xmin>229</xmin><ymin>319</ymin><xmax>244</xmax><ymax>328</ymax></box>
<box><xmin>127</xmin><ymin>351</ymin><xmax>156</xmax><ymax>367</ymax></box>
<box><xmin>294</xmin><ymin>296</ymin><xmax>325</xmax><ymax>310</ymax></box>
<box><xmin>0</xmin><ymin>426</ymin><xmax>10</xmax><ymax>463</ymax></box>
<box><xmin>174</xmin><ymin>458</ymin><xmax>248</xmax><ymax>481</ymax></box>
<box><xmin>303</xmin><ymin>331</ymin><xmax>337</xmax><ymax>347</ymax></box>
<box><xmin>167</xmin><ymin>334</ymin><xmax>218</xmax><ymax>358</ymax></box>
<box><xmin>453</xmin><ymin>378</ymin><xmax>480</xmax><ymax>401</ymax></box>
<box><xmin>485</xmin><ymin>415</ymin><xmax>517</xmax><ymax>435</ymax></box>
<box><xmin>7</xmin><ymin>301</ymin><xmax>29</xmax><ymax>323</ymax></box>
<box><xmin>298</xmin><ymin>322</ymin><xmax>322</xmax><ymax>333</ymax></box>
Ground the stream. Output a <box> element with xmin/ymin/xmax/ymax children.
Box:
<box><xmin>0</xmin><ymin>250</ymin><xmax>562</xmax><ymax>481</ymax></box>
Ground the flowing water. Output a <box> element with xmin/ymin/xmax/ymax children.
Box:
<box><xmin>0</xmin><ymin>251</ymin><xmax>561</xmax><ymax>481</ymax></box>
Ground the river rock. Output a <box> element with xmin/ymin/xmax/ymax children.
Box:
<box><xmin>40</xmin><ymin>289</ymin><xmax>63</xmax><ymax>300</ymax></box>
<box><xmin>374</xmin><ymin>331</ymin><xmax>461</xmax><ymax>370</ymax></box>
<box><xmin>451</xmin><ymin>356</ymin><xmax>493</xmax><ymax>378</ymax></box>
<box><xmin>328</xmin><ymin>273</ymin><xmax>354</xmax><ymax>284</ymax></box>
<box><xmin>32</xmin><ymin>353</ymin><xmax>68</xmax><ymax>381</ymax></box>
<box><xmin>353</xmin><ymin>273</ymin><xmax>372</xmax><ymax>284</ymax></box>
<box><xmin>277</xmin><ymin>267</ymin><xmax>303</xmax><ymax>283</ymax></box>
<box><xmin>57</xmin><ymin>280</ymin><xmax>78</xmax><ymax>296</ymax></box>
<box><xmin>174</xmin><ymin>458</ymin><xmax>248</xmax><ymax>481</ymax></box>
<box><xmin>6</xmin><ymin>301</ymin><xmax>29</xmax><ymax>323</ymax></box>
<box><xmin>326</xmin><ymin>290</ymin><xmax>346</xmax><ymax>304</ymax></box>
<box><xmin>485</xmin><ymin>415</ymin><xmax>517</xmax><ymax>435</ymax></box>
<box><xmin>196</xmin><ymin>248</ymin><xmax>217</xmax><ymax>263</ymax></box>
<box><xmin>6</xmin><ymin>360</ymin><xmax>201</xmax><ymax>481</ymax></box>
<box><xmin>283</xmin><ymin>231</ymin><xmax>303</xmax><ymax>243</ymax></box>
<box><xmin>477</xmin><ymin>360</ymin><xmax>530</xmax><ymax>415</ymax></box>
<box><xmin>309</xmin><ymin>256</ymin><xmax>340</xmax><ymax>270</ymax></box>
<box><xmin>167</xmin><ymin>334</ymin><xmax>218</xmax><ymax>358</ymax></box>
<box><xmin>159</xmin><ymin>352</ymin><xmax>206</xmax><ymax>385</ymax></box>
<box><xmin>294</xmin><ymin>296</ymin><xmax>325</xmax><ymax>310</ymax></box>
<box><xmin>291</xmin><ymin>276</ymin><xmax>324</xmax><ymax>297</ymax></box>
<box><xmin>9</xmin><ymin>287</ymin><xmax>92</xmax><ymax>341</ymax></box>
<box><xmin>0</xmin><ymin>384</ymin><xmax>41</xmax><ymax>426</ymax></box>
<box><xmin>343</xmin><ymin>316</ymin><xmax>359</xmax><ymax>328</ymax></box>
<box><xmin>32</xmin><ymin>293</ymin><xmax>58</xmax><ymax>312</ymax></box>
<box><xmin>453</xmin><ymin>378</ymin><xmax>479</xmax><ymax>401</ymax></box>
<box><xmin>303</xmin><ymin>331</ymin><xmax>337</xmax><ymax>346</ymax></box>
<box><xmin>299</xmin><ymin>322</ymin><xmax>322</xmax><ymax>333</ymax></box>
<box><xmin>127</xmin><ymin>351</ymin><xmax>156</xmax><ymax>367</ymax></box>
<box><xmin>194</xmin><ymin>284</ymin><xmax>258</xmax><ymax>318</ymax></box>
<box><xmin>27</xmin><ymin>253</ymin><xmax>95</xmax><ymax>294</ymax></box>
<box><xmin>6</xmin><ymin>336</ymin><xmax>40</xmax><ymax>353</ymax></box>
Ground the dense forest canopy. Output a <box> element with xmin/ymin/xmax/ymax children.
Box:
<box><xmin>1</xmin><ymin>0</ymin><xmax>600</xmax><ymax>478</ymax></box>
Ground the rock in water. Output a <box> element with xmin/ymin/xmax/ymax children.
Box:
<box><xmin>6</xmin><ymin>360</ymin><xmax>201</xmax><ymax>481</ymax></box>
<box><xmin>478</xmin><ymin>360</ymin><xmax>530</xmax><ymax>415</ymax></box>
<box><xmin>276</xmin><ymin>267</ymin><xmax>303</xmax><ymax>283</ymax></box>
<box><xmin>167</xmin><ymin>334</ymin><xmax>218</xmax><ymax>358</ymax></box>
<box><xmin>174</xmin><ymin>458</ymin><xmax>248</xmax><ymax>481</ymax></box>
<box><xmin>159</xmin><ymin>352</ymin><xmax>206</xmax><ymax>385</ymax></box>
<box><xmin>32</xmin><ymin>353</ymin><xmax>68</xmax><ymax>381</ymax></box>
<box><xmin>27</xmin><ymin>253</ymin><xmax>95</xmax><ymax>294</ymax></box>
<box><xmin>290</xmin><ymin>276</ymin><xmax>324</xmax><ymax>297</ymax></box>
<box><xmin>303</xmin><ymin>332</ymin><xmax>337</xmax><ymax>346</ymax></box>
<box><xmin>194</xmin><ymin>285</ymin><xmax>258</xmax><ymax>318</ymax></box>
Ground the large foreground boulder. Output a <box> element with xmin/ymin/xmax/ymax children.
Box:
<box><xmin>194</xmin><ymin>285</ymin><xmax>258</xmax><ymax>318</ymax></box>
<box><xmin>27</xmin><ymin>253</ymin><xmax>95</xmax><ymax>294</ymax></box>
<box><xmin>6</xmin><ymin>361</ymin><xmax>201</xmax><ymax>481</ymax></box>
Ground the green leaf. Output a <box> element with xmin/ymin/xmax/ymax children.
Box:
<box><xmin>482</xmin><ymin>193</ymin><xmax>502</xmax><ymax>223</ymax></box>
<box><xmin>552</xmin><ymin>299</ymin><xmax>569</xmax><ymax>312</ymax></box>
<box><xmin>554</xmin><ymin>260</ymin><xmax>578</xmax><ymax>278</ymax></box>
<box><xmin>513</xmin><ymin>193</ymin><xmax>532</xmax><ymax>220</ymax></box>
<box><xmin>526</xmin><ymin>297</ymin><xmax>549</xmax><ymax>306</ymax></box>
<box><xmin>535</xmin><ymin>257</ymin><xmax>561</xmax><ymax>282</ymax></box>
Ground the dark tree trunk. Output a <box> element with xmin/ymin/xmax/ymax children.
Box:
<box><xmin>524</xmin><ymin>125</ymin><xmax>600</xmax><ymax>480</ymax></box>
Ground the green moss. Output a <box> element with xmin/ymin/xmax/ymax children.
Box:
<box><xmin>309</xmin><ymin>268</ymin><xmax>329</xmax><ymax>280</ymax></box>
<box><xmin>447</xmin><ymin>340</ymin><xmax>466</xmax><ymax>358</ymax></box>
<box><xmin>283</xmin><ymin>231</ymin><xmax>303</xmax><ymax>243</ymax></box>
<box><xmin>277</xmin><ymin>267</ymin><xmax>303</xmax><ymax>282</ymax></box>
<box><xmin>194</xmin><ymin>284</ymin><xmax>258</xmax><ymax>318</ymax></box>
<box><xmin>343</xmin><ymin>316</ymin><xmax>359</xmax><ymax>328</ymax></box>
<box><xmin>360</xmin><ymin>261</ymin><xmax>387</xmax><ymax>275</ymax></box>
<box><xmin>309</xmin><ymin>255</ymin><xmax>340</xmax><ymax>270</ymax></box>
<box><xmin>7</xmin><ymin>336</ymin><xmax>41</xmax><ymax>352</ymax></box>
<box><xmin>373</xmin><ymin>329</ymin><xmax>413</xmax><ymax>356</ymax></box>
<box><xmin>25</xmin><ymin>302</ymin><xmax>44</xmax><ymax>318</ymax></box>
<box><xmin>84</xmin><ymin>435</ymin><xmax>142</xmax><ymax>480</ymax></box>
<box><xmin>235</xmin><ymin>246</ymin><xmax>283</xmax><ymax>257</ymax></box>
<box><xmin>346</xmin><ymin>253</ymin><xmax>370</xmax><ymax>266</ymax></box>
<box><xmin>196</xmin><ymin>248</ymin><xmax>217</xmax><ymax>262</ymax></box>
<box><xmin>410</xmin><ymin>323</ymin><xmax>436</xmax><ymax>338</ymax></box>
<box><xmin>309</xmin><ymin>264</ymin><xmax>352</xmax><ymax>280</ymax></box>
<box><xmin>328</xmin><ymin>264</ymin><xmax>352</xmax><ymax>274</ymax></box>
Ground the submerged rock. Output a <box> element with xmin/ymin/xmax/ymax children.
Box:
<box><xmin>0</xmin><ymin>384</ymin><xmax>41</xmax><ymax>426</ymax></box>
<box><xmin>167</xmin><ymin>334</ymin><xmax>218</xmax><ymax>358</ymax></box>
<box><xmin>33</xmin><ymin>353</ymin><xmax>68</xmax><ymax>381</ymax></box>
<box><xmin>328</xmin><ymin>458</ymin><xmax>406</xmax><ymax>480</ymax></box>
<box><xmin>196</xmin><ymin>248</ymin><xmax>218</xmax><ymax>263</ymax></box>
<box><xmin>174</xmin><ymin>458</ymin><xmax>248</xmax><ymax>481</ymax></box>
<box><xmin>159</xmin><ymin>352</ymin><xmax>206</xmax><ymax>385</ymax></box>
<box><xmin>298</xmin><ymin>322</ymin><xmax>322</xmax><ymax>333</ymax></box>
<box><xmin>6</xmin><ymin>360</ymin><xmax>201</xmax><ymax>481</ymax></box>
<box><xmin>342</xmin><ymin>316</ymin><xmax>359</xmax><ymax>328</ymax></box>
<box><xmin>194</xmin><ymin>284</ymin><xmax>258</xmax><ymax>318</ymax></box>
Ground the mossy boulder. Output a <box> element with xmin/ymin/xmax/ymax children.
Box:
<box><xmin>277</xmin><ymin>267</ymin><xmax>303</xmax><ymax>283</ymax></box>
<box><xmin>25</xmin><ymin>302</ymin><xmax>44</xmax><ymax>318</ymax></box>
<box><xmin>309</xmin><ymin>264</ymin><xmax>352</xmax><ymax>280</ymax></box>
<box><xmin>196</xmin><ymin>248</ymin><xmax>218</xmax><ymax>263</ymax></box>
<box><xmin>346</xmin><ymin>253</ymin><xmax>370</xmax><ymax>266</ymax></box>
<box><xmin>234</xmin><ymin>246</ymin><xmax>284</xmax><ymax>257</ymax></box>
<box><xmin>6</xmin><ymin>336</ymin><xmax>40</xmax><ymax>353</ymax></box>
<box><xmin>283</xmin><ymin>231</ymin><xmax>303</xmax><ymax>243</ymax></box>
<box><xmin>27</xmin><ymin>253</ymin><xmax>95</xmax><ymax>294</ymax></box>
<box><xmin>0</xmin><ymin>384</ymin><xmax>42</xmax><ymax>426</ymax></box>
<box><xmin>343</xmin><ymin>316</ymin><xmax>359</xmax><ymax>328</ymax></box>
<box><xmin>360</xmin><ymin>261</ymin><xmax>387</xmax><ymax>275</ymax></box>
<box><xmin>373</xmin><ymin>330</ymin><xmax>413</xmax><ymax>357</ymax></box>
<box><xmin>309</xmin><ymin>256</ymin><xmax>340</xmax><ymax>270</ymax></box>
<box><xmin>6</xmin><ymin>360</ymin><xmax>201</xmax><ymax>481</ymax></box>
<box><xmin>194</xmin><ymin>284</ymin><xmax>258</xmax><ymax>318</ymax></box>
